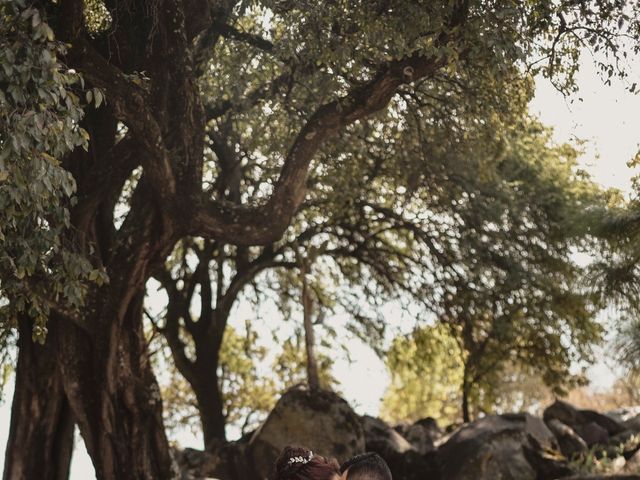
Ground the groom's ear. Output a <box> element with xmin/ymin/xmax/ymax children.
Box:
<box><xmin>340</xmin><ymin>468</ymin><xmax>349</xmax><ymax>480</ymax></box>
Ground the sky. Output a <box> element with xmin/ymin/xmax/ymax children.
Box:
<box><xmin>1</xmin><ymin>54</ymin><xmax>639</xmax><ymax>478</ymax></box>
<box><xmin>530</xmin><ymin>56</ymin><xmax>639</xmax><ymax>196</ymax></box>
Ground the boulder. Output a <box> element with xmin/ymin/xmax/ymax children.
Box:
<box><xmin>625</xmin><ymin>448</ymin><xmax>640</xmax><ymax>473</ymax></box>
<box><xmin>545</xmin><ymin>400</ymin><xmax>586</xmax><ymax>427</ymax></box>
<box><xmin>576</xmin><ymin>422</ymin><xmax>611</xmax><ymax>447</ymax></box>
<box><xmin>394</xmin><ymin>422</ymin><xmax>411</xmax><ymax>437</ymax></box>
<box><xmin>414</xmin><ymin>417</ymin><xmax>442</xmax><ymax>438</ymax></box>
<box><xmin>547</xmin><ymin>418</ymin><xmax>589</xmax><ymax>458</ymax></box>
<box><xmin>393</xmin><ymin>417</ymin><xmax>444</xmax><ymax>455</ymax></box>
<box><xmin>174</xmin><ymin>443</ymin><xmax>252</xmax><ymax>480</ymax></box>
<box><xmin>563</xmin><ymin>476</ymin><xmax>640</xmax><ymax>479</ymax></box>
<box><xmin>624</xmin><ymin>414</ymin><xmax>640</xmax><ymax>433</ymax></box>
<box><xmin>544</xmin><ymin>400</ymin><xmax>626</xmax><ymax>448</ymax></box>
<box><xmin>436</xmin><ymin>413</ymin><xmax>571</xmax><ymax>480</ymax></box>
<box><xmin>588</xmin><ymin>428</ymin><xmax>640</xmax><ymax>462</ymax></box>
<box><xmin>403</xmin><ymin>417</ymin><xmax>442</xmax><ymax>454</ymax></box>
<box><xmin>362</xmin><ymin>415</ymin><xmax>415</xmax><ymax>455</ymax></box>
<box><xmin>361</xmin><ymin>416</ymin><xmax>437</xmax><ymax>480</ymax></box>
<box><xmin>582</xmin><ymin>410</ymin><xmax>627</xmax><ymax>436</ymax></box>
<box><xmin>247</xmin><ymin>387</ymin><xmax>364</xmax><ymax>479</ymax></box>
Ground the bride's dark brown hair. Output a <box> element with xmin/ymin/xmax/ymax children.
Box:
<box><xmin>274</xmin><ymin>446</ymin><xmax>340</xmax><ymax>480</ymax></box>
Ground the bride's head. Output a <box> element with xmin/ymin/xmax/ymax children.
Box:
<box><xmin>274</xmin><ymin>446</ymin><xmax>341</xmax><ymax>480</ymax></box>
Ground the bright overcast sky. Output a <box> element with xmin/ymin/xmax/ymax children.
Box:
<box><xmin>1</xmin><ymin>53</ymin><xmax>639</xmax><ymax>479</ymax></box>
<box><xmin>531</xmin><ymin>55</ymin><xmax>640</xmax><ymax>195</ymax></box>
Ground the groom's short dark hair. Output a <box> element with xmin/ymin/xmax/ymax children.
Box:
<box><xmin>340</xmin><ymin>453</ymin><xmax>392</xmax><ymax>480</ymax></box>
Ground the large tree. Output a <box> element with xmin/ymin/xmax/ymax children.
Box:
<box><xmin>439</xmin><ymin>122</ymin><xmax>606</xmax><ymax>422</ymax></box>
<box><xmin>382</xmin><ymin>121</ymin><xmax>607</xmax><ymax>423</ymax></box>
<box><xmin>0</xmin><ymin>2</ymin><xmax>100</xmax><ymax>478</ymax></box>
<box><xmin>150</xmin><ymin>54</ymin><xmax>533</xmax><ymax>447</ymax></box>
<box><xmin>2</xmin><ymin>0</ymin><xmax>639</xmax><ymax>478</ymax></box>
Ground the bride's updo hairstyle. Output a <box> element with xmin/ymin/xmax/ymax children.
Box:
<box><xmin>274</xmin><ymin>446</ymin><xmax>340</xmax><ymax>480</ymax></box>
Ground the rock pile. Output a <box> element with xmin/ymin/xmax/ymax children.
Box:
<box><xmin>177</xmin><ymin>389</ymin><xmax>640</xmax><ymax>480</ymax></box>
<box><xmin>177</xmin><ymin>387</ymin><xmax>364</xmax><ymax>480</ymax></box>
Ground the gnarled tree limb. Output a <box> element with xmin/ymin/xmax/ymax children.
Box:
<box><xmin>188</xmin><ymin>51</ymin><xmax>449</xmax><ymax>245</ymax></box>
<box><xmin>70</xmin><ymin>38</ymin><xmax>177</xmax><ymax>197</ymax></box>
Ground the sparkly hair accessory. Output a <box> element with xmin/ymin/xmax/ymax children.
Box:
<box><xmin>288</xmin><ymin>451</ymin><xmax>313</xmax><ymax>466</ymax></box>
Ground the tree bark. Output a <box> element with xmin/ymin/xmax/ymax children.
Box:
<box><xmin>40</xmin><ymin>92</ymin><xmax>179</xmax><ymax>478</ymax></box>
<box><xmin>56</xmin><ymin>289</ymin><xmax>175</xmax><ymax>480</ymax></box>
<box><xmin>55</xmin><ymin>190</ymin><xmax>178</xmax><ymax>479</ymax></box>
<box><xmin>3</xmin><ymin>318</ymin><xmax>75</xmax><ymax>480</ymax></box>
<box><xmin>159</xmin><ymin>263</ymin><xmax>230</xmax><ymax>449</ymax></box>
<box><xmin>192</xmin><ymin>360</ymin><xmax>227</xmax><ymax>450</ymax></box>
<box><xmin>168</xmin><ymin>329</ymin><xmax>228</xmax><ymax>450</ymax></box>
<box><xmin>12</xmin><ymin>1</ymin><xmax>471</xmax><ymax>477</ymax></box>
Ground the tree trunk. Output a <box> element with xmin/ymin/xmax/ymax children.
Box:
<box><xmin>159</xmin><ymin>260</ymin><xmax>230</xmax><ymax>450</ymax></box>
<box><xmin>192</xmin><ymin>365</ymin><xmax>227</xmax><ymax>450</ymax></box>
<box><xmin>461</xmin><ymin>365</ymin><xmax>471</xmax><ymax>423</ymax></box>
<box><xmin>166</xmin><ymin>330</ymin><xmax>228</xmax><ymax>450</ymax></box>
<box><xmin>301</xmin><ymin>264</ymin><xmax>320</xmax><ymax>391</ymax></box>
<box><xmin>3</xmin><ymin>318</ymin><xmax>75</xmax><ymax>480</ymax></box>
<box><xmin>193</xmin><ymin>332</ymin><xmax>227</xmax><ymax>449</ymax></box>
<box><xmin>56</xmin><ymin>289</ymin><xmax>175</xmax><ymax>480</ymax></box>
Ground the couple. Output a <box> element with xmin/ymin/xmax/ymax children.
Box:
<box><xmin>274</xmin><ymin>446</ymin><xmax>391</xmax><ymax>480</ymax></box>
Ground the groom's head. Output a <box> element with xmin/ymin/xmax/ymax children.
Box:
<box><xmin>340</xmin><ymin>453</ymin><xmax>392</xmax><ymax>480</ymax></box>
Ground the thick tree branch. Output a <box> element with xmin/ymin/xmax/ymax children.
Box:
<box><xmin>70</xmin><ymin>38</ymin><xmax>177</xmax><ymax>197</ymax></box>
<box><xmin>188</xmin><ymin>51</ymin><xmax>450</xmax><ymax>246</ymax></box>
<box><xmin>154</xmin><ymin>271</ymin><xmax>197</xmax><ymax>384</ymax></box>
<box><xmin>192</xmin><ymin>0</ymin><xmax>239</xmax><ymax>72</ymax></box>
<box><xmin>71</xmin><ymin>135</ymin><xmax>139</xmax><ymax>233</ymax></box>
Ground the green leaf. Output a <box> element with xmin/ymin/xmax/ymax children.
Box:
<box><xmin>94</xmin><ymin>89</ymin><xmax>103</xmax><ymax>108</ymax></box>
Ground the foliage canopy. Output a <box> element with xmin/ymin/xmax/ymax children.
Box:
<box><xmin>1</xmin><ymin>0</ymin><xmax>639</xmax><ymax>477</ymax></box>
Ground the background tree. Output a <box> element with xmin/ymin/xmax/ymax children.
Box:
<box><xmin>157</xmin><ymin>322</ymin><xmax>338</xmax><ymax>441</ymax></box>
<box><xmin>590</xmin><ymin>152</ymin><xmax>640</xmax><ymax>382</ymax></box>
<box><xmin>2</xmin><ymin>0</ymin><xmax>639</xmax><ymax>477</ymax></box>
<box><xmin>297</xmin><ymin>247</ymin><xmax>321</xmax><ymax>392</ymax></box>
<box><xmin>381</xmin><ymin>323</ymin><xmax>464</xmax><ymax>425</ymax></box>
<box><xmin>442</xmin><ymin>122</ymin><xmax>605</xmax><ymax>422</ymax></box>
<box><xmin>158</xmin><ymin>324</ymin><xmax>277</xmax><ymax>440</ymax></box>
<box><xmin>151</xmin><ymin>58</ymin><xmax>535</xmax><ymax>447</ymax></box>
<box><xmin>383</xmin><ymin>121</ymin><xmax>607</xmax><ymax>424</ymax></box>
<box><xmin>381</xmin><ymin>325</ymin><xmax>556</xmax><ymax>425</ymax></box>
